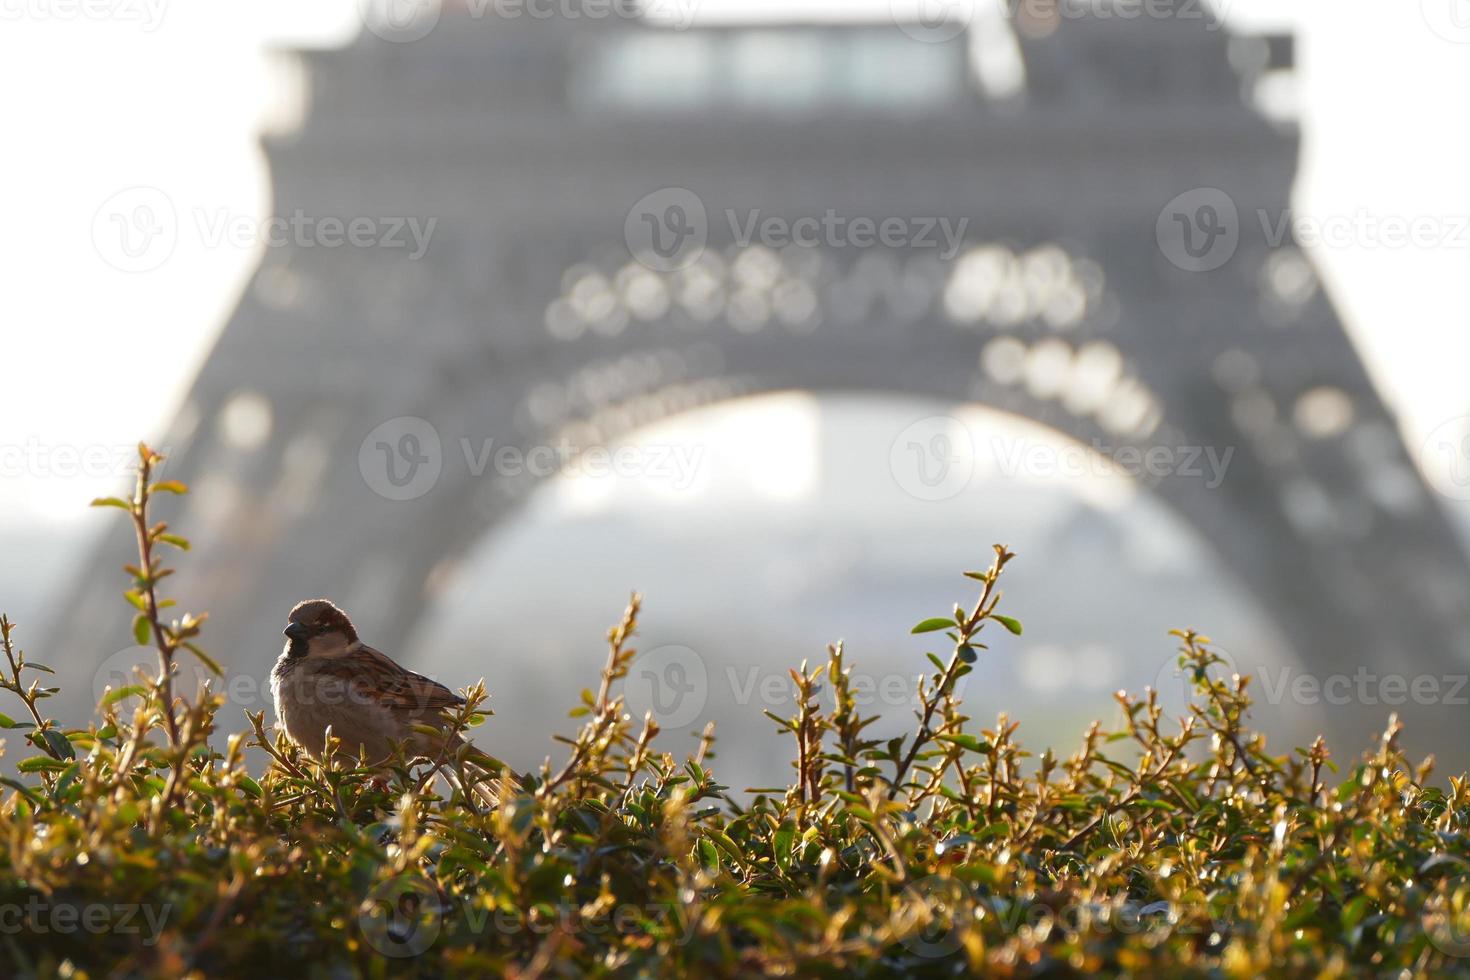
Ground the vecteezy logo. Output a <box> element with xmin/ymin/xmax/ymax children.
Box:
<box><xmin>1423</xmin><ymin>416</ymin><xmax>1470</xmax><ymax>502</ymax></box>
<box><xmin>92</xmin><ymin>186</ymin><xmax>177</xmax><ymax>273</ymax></box>
<box><xmin>93</xmin><ymin>645</ymin><xmax>215</xmax><ymax>707</ymax></box>
<box><xmin>1423</xmin><ymin>867</ymin><xmax>1470</xmax><ymax>957</ymax></box>
<box><xmin>889</xmin><ymin>416</ymin><xmax>975</xmax><ymax>502</ymax></box>
<box><xmin>892</xmin><ymin>0</ymin><xmax>976</xmax><ymax>44</ymax></box>
<box><xmin>359</xmin><ymin>417</ymin><xmax>443</xmax><ymax>501</ymax></box>
<box><xmin>1156</xmin><ymin>188</ymin><xmax>1240</xmax><ymax>273</ymax></box>
<box><xmin>359</xmin><ymin>875</ymin><xmax>443</xmax><ymax>958</ymax></box>
<box><xmin>1152</xmin><ymin>644</ymin><xmax>1239</xmax><ymax>718</ymax></box>
<box><xmin>897</xmin><ymin>876</ymin><xmax>970</xmax><ymax>958</ymax></box>
<box><xmin>623</xmin><ymin>644</ymin><xmax>708</xmax><ymax>730</ymax></box>
<box><xmin>1422</xmin><ymin>0</ymin><xmax>1470</xmax><ymax>43</ymax></box>
<box><xmin>357</xmin><ymin>0</ymin><xmax>441</xmax><ymax>43</ymax></box>
<box><xmin>624</xmin><ymin>188</ymin><xmax>708</xmax><ymax>273</ymax></box>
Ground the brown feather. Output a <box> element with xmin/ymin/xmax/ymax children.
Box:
<box><xmin>311</xmin><ymin>644</ymin><xmax>465</xmax><ymax>716</ymax></box>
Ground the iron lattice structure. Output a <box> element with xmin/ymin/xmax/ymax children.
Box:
<box><xmin>61</xmin><ymin>11</ymin><xmax>1470</xmax><ymax>745</ymax></box>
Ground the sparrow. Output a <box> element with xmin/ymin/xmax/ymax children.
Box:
<box><xmin>270</xmin><ymin>598</ymin><xmax>506</xmax><ymax>797</ymax></box>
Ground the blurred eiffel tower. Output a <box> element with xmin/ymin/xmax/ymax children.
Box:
<box><xmin>60</xmin><ymin>3</ymin><xmax>1470</xmax><ymax>745</ymax></box>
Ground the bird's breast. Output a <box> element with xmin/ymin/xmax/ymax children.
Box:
<box><xmin>270</xmin><ymin>660</ymin><xmax>400</xmax><ymax>762</ymax></box>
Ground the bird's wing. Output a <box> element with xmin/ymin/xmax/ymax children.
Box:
<box><xmin>327</xmin><ymin>643</ymin><xmax>466</xmax><ymax>715</ymax></box>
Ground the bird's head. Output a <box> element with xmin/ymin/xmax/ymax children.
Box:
<box><xmin>283</xmin><ymin>599</ymin><xmax>358</xmax><ymax>658</ymax></box>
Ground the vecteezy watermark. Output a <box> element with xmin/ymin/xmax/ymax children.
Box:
<box><xmin>1421</xmin><ymin>416</ymin><xmax>1470</xmax><ymax>502</ymax></box>
<box><xmin>0</xmin><ymin>0</ymin><xmax>168</xmax><ymax>29</ymax></box>
<box><xmin>897</xmin><ymin>875</ymin><xmax>970</xmax><ymax>957</ymax></box>
<box><xmin>359</xmin><ymin>417</ymin><xmax>444</xmax><ymax>502</ymax></box>
<box><xmin>1151</xmin><ymin>644</ymin><xmax>1470</xmax><ymax>711</ymax></box>
<box><xmin>358</xmin><ymin>873</ymin><xmax>699</xmax><ymax>958</ymax></box>
<box><xmin>359</xmin><ymin>875</ymin><xmax>444</xmax><ymax>958</ymax></box>
<box><xmin>356</xmin><ymin>0</ymin><xmax>441</xmax><ymax>41</ymax></box>
<box><xmin>1008</xmin><ymin>0</ymin><xmax>1228</xmax><ymax>26</ymax></box>
<box><xmin>0</xmin><ymin>440</ymin><xmax>152</xmax><ymax>480</ymax></box>
<box><xmin>723</xmin><ymin>211</ymin><xmax>969</xmax><ymax>261</ymax></box>
<box><xmin>358</xmin><ymin>417</ymin><xmax>707</xmax><ymax>502</ymax></box>
<box><xmin>1158</xmin><ymin>187</ymin><xmax>1470</xmax><ymax>272</ymax></box>
<box><xmin>1253</xmin><ymin>666</ymin><xmax>1470</xmax><ymax>708</ymax></box>
<box><xmin>92</xmin><ymin>187</ymin><xmax>437</xmax><ymax>273</ymax></box>
<box><xmin>460</xmin><ymin>439</ymin><xmax>703</xmax><ymax>488</ymax></box>
<box><xmin>192</xmin><ymin>209</ymin><xmax>436</xmax><ymax>259</ymax></box>
<box><xmin>1155</xmin><ymin>188</ymin><xmax>1240</xmax><ymax>273</ymax></box>
<box><xmin>624</xmin><ymin>188</ymin><xmax>970</xmax><ymax>273</ymax></box>
<box><xmin>1257</xmin><ymin>210</ymin><xmax>1470</xmax><ymax>251</ymax></box>
<box><xmin>889</xmin><ymin>416</ymin><xmax>976</xmax><ymax>502</ymax></box>
<box><xmin>993</xmin><ymin>438</ymin><xmax>1234</xmax><ymax>490</ymax></box>
<box><xmin>624</xmin><ymin>189</ymin><xmax>708</xmax><ymax>273</ymax></box>
<box><xmin>1152</xmin><ymin>646</ymin><xmax>1240</xmax><ymax>716</ymax></box>
<box><xmin>0</xmin><ymin>898</ymin><xmax>170</xmax><ymax>945</ymax></box>
<box><xmin>1421</xmin><ymin>0</ymin><xmax>1470</xmax><ymax>44</ymax></box>
<box><xmin>93</xmin><ymin>646</ymin><xmax>217</xmax><ymax>708</ymax></box>
<box><xmin>896</xmin><ymin>874</ymin><xmax>1201</xmax><ymax>958</ymax></box>
<box><xmin>489</xmin><ymin>0</ymin><xmax>699</xmax><ymax>28</ymax></box>
<box><xmin>1423</xmin><ymin>868</ymin><xmax>1470</xmax><ymax>957</ymax></box>
<box><xmin>92</xmin><ymin>187</ymin><xmax>178</xmax><ymax>274</ymax></box>
<box><xmin>891</xmin><ymin>0</ymin><xmax>1227</xmax><ymax>44</ymax></box>
<box><xmin>623</xmin><ymin>644</ymin><xmax>975</xmax><ymax>731</ymax></box>
<box><xmin>623</xmin><ymin>645</ymin><xmax>709</xmax><ymax>730</ymax></box>
<box><xmin>94</xmin><ymin>645</ymin><xmax>462</xmax><ymax>714</ymax></box>
<box><xmin>891</xmin><ymin>0</ymin><xmax>978</xmax><ymax>44</ymax></box>
<box><xmin>356</xmin><ymin>0</ymin><xmax>699</xmax><ymax>43</ymax></box>
<box><xmin>889</xmin><ymin>416</ymin><xmax>1235</xmax><ymax>502</ymax></box>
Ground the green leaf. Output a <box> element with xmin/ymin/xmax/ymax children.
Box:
<box><xmin>100</xmin><ymin>685</ymin><xmax>147</xmax><ymax>707</ymax></box>
<box><xmin>1418</xmin><ymin>854</ymin><xmax>1470</xmax><ymax>875</ymax></box>
<box><xmin>149</xmin><ymin>480</ymin><xmax>189</xmax><ymax>495</ymax></box>
<box><xmin>133</xmin><ymin>615</ymin><xmax>151</xmax><ymax>646</ymax></box>
<box><xmin>709</xmin><ymin>831</ymin><xmax>746</xmax><ymax>867</ymax></box>
<box><xmin>934</xmin><ymin>835</ymin><xmax>976</xmax><ymax>856</ymax></box>
<box><xmin>911</xmin><ymin>618</ymin><xmax>954</xmax><ymax>635</ymax></box>
<box><xmin>38</xmin><ymin>728</ymin><xmax>75</xmax><ymax>760</ymax></box>
<box><xmin>1341</xmin><ymin>894</ymin><xmax>1372</xmax><ymax>930</ymax></box>
<box><xmin>0</xmin><ymin>777</ymin><xmax>42</xmax><ymax>806</ymax></box>
<box><xmin>993</xmin><ymin>615</ymin><xmax>1024</xmax><ymax>636</ymax></box>
<box><xmin>773</xmin><ymin>822</ymin><xmax>796</xmax><ymax>872</ymax></box>
<box><xmin>935</xmin><ymin>734</ymin><xmax>991</xmax><ymax>754</ymax></box>
<box><xmin>1284</xmin><ymin>898</ymin><xmax>1320</xmax><ymax>931</ymax></box>
<box><xmin>17</xmin><ymin>756</ymin><xmax>71</xmax><ymax>773</ymax></box>
<box><xmin>182</xmin><ymin>643</ymin><xmax>223</xmax><ymax>675</ymax></box>
<box><xmin>89</xmin><ymin>497</ymin><xmax>132</xmax><ymax>510</ymax></box>
<box><xmin>157</xmin><ymin>534</ymin><xmax>191</xmax><ymax>551</ymax></box>
<box><xmin>973</xmin><ymin>821</ymin><xmax>1011</xmax><ymax>842</ymax></box>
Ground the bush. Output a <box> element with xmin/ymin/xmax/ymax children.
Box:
<box><xmin>1</xmin><ymin>444</ymin><xmax>1468</xmax><ymax>978</ymax></box>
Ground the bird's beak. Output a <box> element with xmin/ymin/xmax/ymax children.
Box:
<box><xmin>284</xmin><ymin>623</ymin><xmax>309</xmax><ymax>642</ymax></box>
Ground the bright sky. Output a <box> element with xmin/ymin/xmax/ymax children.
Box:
<box><xmin>2</xmin><ymin>0</ymin><xmax>1468</xmax><ymax>525</ymax></box>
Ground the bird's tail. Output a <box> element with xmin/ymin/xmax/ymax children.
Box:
<box><xmin>446</xmin><ymin>742</ymin><xmax>529</xmax><ymax>810</ymax></box>
<box><xmin>444</xmin><ymin>767</ymin><xmax>500</xmax><ymax>809</ymax></box>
